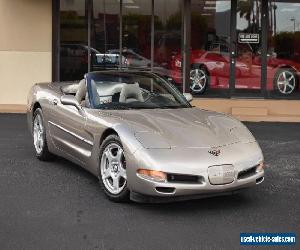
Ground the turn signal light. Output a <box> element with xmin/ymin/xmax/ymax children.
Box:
<box><xmin>256</xmin><ymin>161</ymin><xmax>264</xmax><ymax>172</ymax></box>
<box><xmin>137</xmin><ymin>169</ymin><xmax>167</xmax><ymax>182</ymax></box>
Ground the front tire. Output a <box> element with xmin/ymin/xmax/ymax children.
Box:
<box><xmin>273</xmin><ymin>68</ymin><xmax>298</xmax><ymax>95</ymax></box>
<box><xmin>99</xmin><ymin>134</ymin><xmax>129</xmax><ymax>202</ymax></box>
<box><xmin>32</xmin><ymin>108</ymin><xmax>54</xmax><ymax>161</ymax></box>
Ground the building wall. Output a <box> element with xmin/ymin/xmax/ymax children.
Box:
<box><xmin>0</xmin><ymin>0</ymin><xmax>52</xmax><ymax>106</ymax></box>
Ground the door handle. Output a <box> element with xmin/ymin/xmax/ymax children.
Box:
<box><xmin>52</xmin><ymin>99</ymin><xmax>58</xmax><ymax>105</ymax></box>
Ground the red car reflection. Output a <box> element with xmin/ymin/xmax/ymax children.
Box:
<box><xmin>170</xmin><ymin>44</ymin><xmax>300</xmax><ymax>95</ymax></box>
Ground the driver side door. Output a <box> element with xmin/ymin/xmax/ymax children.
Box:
<box><xmin>48</xmin><ymin>98</ymin><xmax>93</xmax><ymax>166</ymax></box>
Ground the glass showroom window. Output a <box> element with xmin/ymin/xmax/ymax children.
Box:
<box><xmin>122</xmin><ymin>0</ymin><xmax>152</xmax><ymax>69</ymax></box>
<box><xmin>188</xmin><ymin>0</ymin><xmax>231</xmax><ymax>96</ymax></box>
<box><xmin>267</xmin><ymin>0</ymin><xmax>300</xmax><ymax>98</ymax></box>
<box><xmin>154</xmin><ymin>0</ymin><xmax>183</xmax><ymax>91</ymax></box>
<box><xmin>91</xmin><ymin>0</ymin><xmax>120</xmax><ymax>70</ymax></box>
<box><xmin>60</xmin><ymin>0</ymin><xmax>88</xmax><ymax>81</ymax></box>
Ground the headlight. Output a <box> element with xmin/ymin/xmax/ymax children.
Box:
<box><xmin>137</xmin><ymin>169</ymin><xmax>167</xmax><ymax>182</ymax></box>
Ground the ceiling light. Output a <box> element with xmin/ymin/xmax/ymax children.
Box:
<box><xmin>117</xmin><ymin>0</ymin><xmax>134</xmax><ymax>4</ymax></box>
<box><xmin>204</xmin><ymin>6</ymin><xmax>216</xmax><ymax>10</ymax></box>
<box><xmin>205</xmin><ymin>1</ymin><xmax>216</xmax><ymax>5</ymax></box>
<box><xmin>124</xmin><ymin>5</ymin><xmax>139</xmax><ymax>9</ymax></box>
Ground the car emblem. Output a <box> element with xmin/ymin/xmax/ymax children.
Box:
<box><xmin>208</xmin><ymin>149</ymin><xmax>221</xmax><ymax>157</ymax></box>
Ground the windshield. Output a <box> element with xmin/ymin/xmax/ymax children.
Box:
<box><xmin>86</xmin><ymin>71</ymin><xmax>191</xmax><ymax>110</ymax></box>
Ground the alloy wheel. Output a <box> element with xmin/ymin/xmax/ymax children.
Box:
<box><xmin>100</xmin><ymin>143</ymin><xmax>127</xmax><ymax>195</ymax></box>
<box><xmin>276</xmin><ymin>70</ymin><xmax>296</xmax><ymax>94</ymax></box>
<box><xmin>190</xmin><ymin>68</ymin><xmax>208</xmax><ymax>93</ymax></box>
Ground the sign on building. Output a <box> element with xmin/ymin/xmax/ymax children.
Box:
<box><xmin>238</xmin><ymin>33</ymin><xmax>260</xmax><ymax>44</ymax></box>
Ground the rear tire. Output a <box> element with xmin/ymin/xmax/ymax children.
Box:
<box><xmin>32</xmin><ymin>108</ymin><xmax>54</xmax><ymax>161</ymax></box>
<box><xmin>190</xmin><ymin>66</ymin><xmax>209</xmax><ymax>94</ymax></box>
<box><xmin>99</xmin><ymin>134</ymin><xmax>130</xmax><ymax>202</ymax></box>
<box><xmin>273</xmin><ymin>68</ymin><xmax>298</xmax><ymax>95</ymax></box>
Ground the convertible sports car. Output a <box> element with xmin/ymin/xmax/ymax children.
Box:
<box><xmin>27</xmin><ymin>71</ymin><xmax>264</xmax><ymax>203</ymax></box>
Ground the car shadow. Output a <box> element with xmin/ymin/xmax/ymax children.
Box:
<box><xmin>130</xmin><ymin>192</ymin><xmax>257</xmax><ymax>214</ymax></box>
<box><xmin>54</xmin><ymin>156</ymin><xmax>99</xmax><ymax>180</ymax></box>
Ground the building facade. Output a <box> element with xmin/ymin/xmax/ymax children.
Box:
<box><xmin>1</xmin><ymin>0</ymin><xmax>300</xmax><ymax>121</ymax></box>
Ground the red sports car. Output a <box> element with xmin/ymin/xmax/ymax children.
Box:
<box><xmin>170</xmin><ymin>43</ymin><xmax>300</xmax><ymax>95</ymax></box>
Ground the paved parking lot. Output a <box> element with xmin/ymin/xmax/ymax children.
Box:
<box><xmin>0</xmin><ymin>114</ymin><xmax>299</xmax><ymax>250</ymax></box>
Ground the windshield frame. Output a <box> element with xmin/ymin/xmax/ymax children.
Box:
<box><xmin>85</xmin><ymin>71</ymin><xmax>192</xmax><ymax>110</ymax></box>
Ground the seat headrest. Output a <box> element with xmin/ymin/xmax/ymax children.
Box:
<box><xmin>119</xmin><ymin>83</ymin><xmax>144</xmax><ymax>103</ymax></box>
<box><xmin>91</xmin><ymin>80</ymin><xmax>101</xmax><ymax>106</ymax></box>
<box><xmin>75</xmin><ymin>79</ymin><xmax>86</xmax><ymax>103</ymax></box>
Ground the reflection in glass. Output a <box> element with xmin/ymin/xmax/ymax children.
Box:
<box><xmin>91</xmin><ymin>0</ymin><xmax>120</xmax><ymax>70</ymax></box>
<box><xmin>235</xmin><ymin>0</ymin><xmax>262</xmax><ymax>90</ymax></box>
<box><xmin>122</xmin><ymin>0</ymin><xmax>151</xmax><ymax>68</ymax></box>
<box><xmin>154</xmin><ymin>0</ymin><xmax>183</xmax><ymax>91</ymax></box>
<box><xmin>60</xmin><ymin>0</ymin><xmax>88</xmax><ymax>81</ymax></box>
<box><xmin>267</xmin><ymin>1</ymin><xmax>300</xmax><ymax>96</ymax></box>
<box><xmin>170</xmin><ymin>0</ymin><xmax>231</xmax><ymax>95</ymax></box>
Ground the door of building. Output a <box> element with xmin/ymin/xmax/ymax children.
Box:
<box><xmin>188</xmin><ymin>0</ymin><xmax>266</xmax><ymax>97</ymax></box>
<box><xmin>230</xmin><ymin>0</ymin><xmax>266</xmax><ymax>96</ymax></box>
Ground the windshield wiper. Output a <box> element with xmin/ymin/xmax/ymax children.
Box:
<box><xmin>159</xmin><ymin>106</ymin><xmax>185</xmax><ymax>109</ymax></box>
<box><xmin>128</xmin><ymin>105</ymin><xmax>185</xmax><ymax>110</ymax></box>
<box><xmin>101</xmin><ymin>105</ymin><xmax>131</xmax><ymax>110</ymax></box>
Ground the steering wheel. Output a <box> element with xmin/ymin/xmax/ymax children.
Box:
<box><xmin>141</xmin><ymin>89</ymin><xmax>160</xmax><ymax>102</ymax></box>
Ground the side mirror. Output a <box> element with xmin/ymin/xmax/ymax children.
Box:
<box><xmin>183</xmin><ymin>93</ymin><xmax>193</xmax><ymax>103</ymax></box>
<box><xmin>60</xmin><ymin>95</ymin><xmax>81</xmax><ymax>110</ymax></box>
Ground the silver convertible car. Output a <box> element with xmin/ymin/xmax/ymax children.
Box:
<box><xmin>27</xmin><ymin>71</ymin><xmax>264</xmax><ymax>202</ymax></box>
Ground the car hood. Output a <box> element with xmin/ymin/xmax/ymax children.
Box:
<box><xmin>107</xmin><ymin>108</ymin><xmax>255</xmax><ymax>149</ymax></box>
<box><xmin>268</xmin><ymin>58</ymin><xmax>300</xmax><ymax>70</ymax></box>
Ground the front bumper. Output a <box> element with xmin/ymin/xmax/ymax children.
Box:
<box><xmin>130</xmin><ymin>169</ymin><xmax>264</xmax><ymax>202</ymax></box>
<box><xmin>126</xmin><ymin>141</ymin><xmax>265</xmax><ymax>202</ymax></box>
<box><xmin>130</xmin><ymin>188</ymin><xmax>247</xmax><ymax>203</ymax></box>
